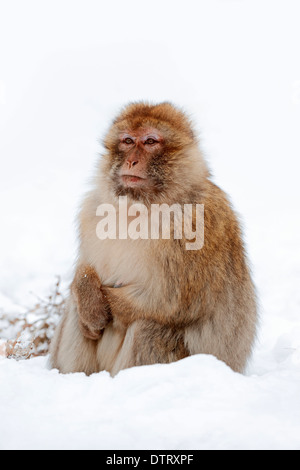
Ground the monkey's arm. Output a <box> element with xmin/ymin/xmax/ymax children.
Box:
<box><xmin>101</xmin><ymin>284</ymin><xmax>151</xmax><ymax>328</ymax></box>
<box><xmin>102</xmin><ymin>282</ymin><xmax>187</xmax><ymax>329</ymax></box>
<box><xmin>71</xmin><ymin>265</ymin><xmax>112</xmax><ymax>340</ymax></box>
<box><xmin>72</xmin><ymin>263</ymin><xmax>188</xmax><ymax>332</ymax></box>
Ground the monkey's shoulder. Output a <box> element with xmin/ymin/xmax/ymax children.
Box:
<box><xmin>201</xmin><ymin>181</ymin><xmax>243</xmax><ymax>237</ymax></box>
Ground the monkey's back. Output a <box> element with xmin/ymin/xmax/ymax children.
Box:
<box><xmin>182</xmin><ymin>180</ymin><xmax>258</xmax><ymax>372</ymax></box>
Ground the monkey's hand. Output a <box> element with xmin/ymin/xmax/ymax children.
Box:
<box><xmin>71</xmin><ymin>265</ymin><xmax>112</xmax><ymax>340</ymax></box>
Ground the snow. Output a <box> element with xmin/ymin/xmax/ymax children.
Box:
<box><xmin>1</xmin><ymin>354</ymin><xmax>300</xmax><ymax>451</ymax></box>
<box><xmin>0</xmin><ymin>0</ymin><xmax>300</xmax><ymax>450</ymax></box>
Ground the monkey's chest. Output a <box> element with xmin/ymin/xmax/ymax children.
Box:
<box><xmin>88</xmin><ymin>237</ymin><xmax>153</xmax><ymax>288</ymax></box>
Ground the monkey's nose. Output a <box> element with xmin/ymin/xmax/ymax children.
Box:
<box><xmin>127</xmin><ymin>160</ymin><xmax>138</xmax><ymax>169</ymax></box>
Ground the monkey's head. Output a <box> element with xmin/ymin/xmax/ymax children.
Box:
<box><xmin>102</xmin><ymin>102</ymin><xmax>209</xmax><ymax>205</ymax></box>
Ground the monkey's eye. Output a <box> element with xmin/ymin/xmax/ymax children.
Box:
<box><xmin>124</xmin><ymin>137</ymin><xmax>134</xmax><ymax>145</ymax></box>
<box><xmin>145</xmin><ymin>138</ymin><xmax>157</xmax><ymax>145</ymax></box>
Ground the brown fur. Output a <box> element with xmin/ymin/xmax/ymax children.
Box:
<box><xmin>71</xmin><ymin>265</ymin><xmax>111</xmax><ymax>340</ymax></box>
<box><xmin>50</xmin><ymin>102</ymin><xmax>258</xmax><ymax>376</ymax></box>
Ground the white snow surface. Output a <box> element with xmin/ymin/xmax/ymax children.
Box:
<box><xmin>1</xmin><ymin>0</ymin><xmax>300</xmax><ymax>450</ymax></box>
<box><xmin>1</xmin><ymin>354</ymin><xmax>300</xmax><ymax>451</ymax></box>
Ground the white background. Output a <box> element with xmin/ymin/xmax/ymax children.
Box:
<box><xmin>0</xmin><ymin>0</ymin><xmax>300</xmax><ymax>450</ymax></box>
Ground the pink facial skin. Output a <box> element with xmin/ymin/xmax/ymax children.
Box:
<box><xmin>118</xmin><ymin>128</ymin><xmax>164</xmax><ymax>188</ymax></box>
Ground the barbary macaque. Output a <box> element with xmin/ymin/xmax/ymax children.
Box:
<box><xmin>50</xmin><ymin>102</ymin><xmax>257</xmax><ymax>376</ymax></box>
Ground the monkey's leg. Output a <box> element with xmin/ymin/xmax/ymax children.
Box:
<box><xmin>110</xmin><ymin>320</ymin><xmax>189</xmax><ymax>376</ymax></box>
<box><xmin>133</xmin><ymin>320</ymin><xmax>189</xmax><ymax>365</ymax></box>
<box><xmin>184</xmin><ymin>313</ymin><xmax>256</xmax><ymax>374</ymax></box>
<box><xmin>102</xmin><ymin>279</ymin><xmax>256</xmax><ymax>374</ymax></box>
<box><xmin>49</xmin><ymin>297</ymin><xmax>100</xmax><ymax>375</ymax></box>
<box><xmin>71</xmin><ymin>265</ymin><xmax>112</xmax><ymax>340</ymax></box>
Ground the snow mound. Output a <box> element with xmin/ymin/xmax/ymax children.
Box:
<box><xmin>0</xmin><ymin>353</ymin><xmax>300</xmax><ymax>450</ymax></box>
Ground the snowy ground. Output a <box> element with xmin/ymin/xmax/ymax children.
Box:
<box><xmin>1</xmin><ymin>354</ymin><xmax>300</xmax><ymax>451</ymax></box>
<box><xmin>1</xmin><ymin>0</ymin><xmax>300</xmax><ymax>450</ymax></box>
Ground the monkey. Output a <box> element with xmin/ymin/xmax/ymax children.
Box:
<box><xmin>50</xmin><ymin>102</ymin><xmax>258</xmax><ymax>376</ymax></box>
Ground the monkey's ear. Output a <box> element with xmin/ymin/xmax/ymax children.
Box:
<box><xmin>102</xmin><ymin>126</ymin><xmax>122</xmax><ymax>152</ymax></box>
<box><xmin>163</xmin><ymin>102</ymin><xmax>196</xmax><ymax>141</ymax></box>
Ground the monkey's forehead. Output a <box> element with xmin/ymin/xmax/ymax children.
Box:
<box><xmin>118</xmin><ymin>126</ymin><xmax>164</xmax><ymax>139</ymax></box>
<box><xmin>110</xmin><ymin>102</ymin><xmax>195</xmax><ymax>140</ymax></box>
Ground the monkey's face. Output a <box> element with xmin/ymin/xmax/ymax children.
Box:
<box><xmin>108</xmin><ymin>126</ymin><xmax>174</xmax><ymax>203</ymax></box>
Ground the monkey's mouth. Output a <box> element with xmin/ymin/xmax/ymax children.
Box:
<box><xmin>121</xmin><ymin>175</ymin><xmax>147</xmax><ymax>187</ymax></box>
<box><xmin>112</xmin><ymin>171</ymin><xmax>161</xmax><ymax>203</ymax></box>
